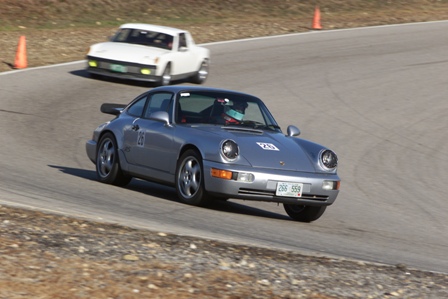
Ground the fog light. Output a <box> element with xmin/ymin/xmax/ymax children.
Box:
<box><xmin>140</xmin><ymin>68</ymin><xmax>151</xmax><ymax>75</ymax></box>
<box><xmin>88</xmin><ymin>60</ymin><xmax>98</xmax><ymax>67</ymax></box>
<box><xmin>322</xmin><ymin>180</ymin><xmax>340</xmax><ymax>190</ymax></box>
<box><xmin>237</xmin><ymin>172</ymin><xmax>254</xmax><ymax>182</ymax></box>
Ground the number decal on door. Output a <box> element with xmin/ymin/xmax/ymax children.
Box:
<box><xmin>137</xmin><ymin>130</ymin><xmax>145</xmax><ymax>147</ymax></box>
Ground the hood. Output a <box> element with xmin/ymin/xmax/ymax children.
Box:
<box><xmin>88</xmin><ymin>42</ymin><xmax>169</xmax><ymax>64</ymax></box>
<box><xmin>195</xmin><ymin>126</ymin><xmax>316</xmax><ymax>172</ymax></box>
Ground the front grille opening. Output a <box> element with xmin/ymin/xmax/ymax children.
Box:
<box><xmin>238</xmin><ymin>188</ymin><xmax>328</xmax><ymax>201</ymax></box>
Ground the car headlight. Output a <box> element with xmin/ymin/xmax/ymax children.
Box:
<box><xmin>320</xmin><ymin>149</ymin><xmax>338</xmax><ymax>170</ymax></box>
<box><xmin>221</xmin><ymin>140</ymin><xmax>239</xmax><ymax>161</ymax></box>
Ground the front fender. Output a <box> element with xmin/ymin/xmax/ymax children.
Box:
<box><xmin>290</xmin><ymin>137</ymin><xmax>338</xmax><ymax>174</ymax></box>
<box><xmin>174</xmin><ymin>127</ymin><xmax>252</xmax><ymax>167</ymax></box>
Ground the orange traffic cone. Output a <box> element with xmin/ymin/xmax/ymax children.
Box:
<box><xmin>14</xmin><ymin>36</ymin><xmax>28</xmax><ymax>69</ymax></box>
<box><xmin>311</xmin><ymin>6</ymin><xmax>322</xmax><ymax>30</ymax></box>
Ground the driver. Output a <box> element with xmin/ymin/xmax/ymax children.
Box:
<box><xmin>222</xmin><ymin>101</ymin><xmax>248</xmax><ymax>124</ymax></box>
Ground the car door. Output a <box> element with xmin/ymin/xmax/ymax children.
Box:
<box><xmin>122</xmin><ymin>94</ymin><xmax>147</xmax><ymax>165</ymax></box>
<box><xmin>126</xmin><ymin>92</ymin><xmax>177</xmax><ymax>175</ymax></box>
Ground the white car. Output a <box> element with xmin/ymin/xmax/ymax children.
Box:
<box><xmin>86</xmin><ymin>23</ymin><xmax>210</xmax><ymax>85</ymax></box>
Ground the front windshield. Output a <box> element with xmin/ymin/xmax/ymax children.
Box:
<box><xmin>176</xmin><ymin>90</ymin><xmax>281</xmax><ymax>132</ymax></box>
<box><xmin>111</xmin><ymin>28</ymin><xmax>173</xmax><ymax>50</ymax></box>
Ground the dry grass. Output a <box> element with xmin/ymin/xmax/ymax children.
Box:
<box><xmin>1</xmin><ymin>0</ymin><xmax>448</xmax><ymax>72</ymax></box>
<box><xmin>1</xmin><ymin>0</ymin><xmax>447</xmax><ymax>30</ymax></box>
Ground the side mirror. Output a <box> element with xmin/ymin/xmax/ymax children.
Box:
<box><xmin>149</xmin><ymin>111</ymin><xmax>170</xmax><ymax>125</ymax></box>
<box><xmin>286</xmin><ymin>125</ymin><xmax>301</xmax><ymax>137</ymax></box>
<box><xmin>100</xmin><ymin>103</ymin><xmax>127</xmax><ymax>115</ymax></box>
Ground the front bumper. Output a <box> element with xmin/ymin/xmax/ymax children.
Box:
<box><xmin>86</xmin><ymin>56</ymin><xmax>160</xmax><ymax>82</ymax></box>
<box><xmin>203</xmin><ymin>160</ymin><xmax>340</xmax><ymax>206</ymax></box>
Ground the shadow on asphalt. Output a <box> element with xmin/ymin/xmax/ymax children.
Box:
<box><xmin>48</xmin><ymin>164</ymin><xmax>291</xmax><ymax>221</ymax></box>
<box><xmin>69</xmin><ymin>69</ymin><xmax>192</xmax><ymax>88</ymax></box>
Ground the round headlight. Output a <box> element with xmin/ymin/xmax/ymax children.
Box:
<box><xmin>320</xmin><ymin>149</ymin><xmax>338</xmax><ymax>170</ymax></box>
<box><xmin>221</xmin><ymin>140</ymin><xmax>239</xmax><ymax>161</ymax></box>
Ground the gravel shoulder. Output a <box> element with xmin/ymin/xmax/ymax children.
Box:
<box><xmin>1</xmin><ymin>205</ymin><xmax>447</xmax><ymax>299</ymax></box>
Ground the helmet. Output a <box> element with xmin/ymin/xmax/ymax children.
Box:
<box><xmin>224</xmin><ymin>106</ymin><xmax>244</xmax><ymax>121</ymax></box>
<box><xmin>223</xmin><ymin>101</ymin><xmax>248</xmax><ymax>124</ymax></box>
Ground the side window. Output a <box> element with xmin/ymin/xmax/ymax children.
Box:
<box><xmin>179</xmin><ymin>33</ymin><xmax>187</xmax><ymax>49</ymax></box>
<box><xmin>143</xmin><ymin>92</ymin><xmax>173</xmax><ymax>119</ymax></box>
<box><xmin>126</xmin><ymin>96</ymin><xmax>147</xmax><ymax>117</ymax></box>
<box><xmin>111</xmin><ymin>29</ymin><xmax>131</xmax><ymax>42</ymax></box>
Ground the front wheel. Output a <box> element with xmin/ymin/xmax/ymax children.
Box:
<box><xmin>175</xmin><ymin>150</ymin><xmax>209</xmax><ymax>206</ymax></box>
<box><xmin>160</xmin><ymin>63</ymin><xmax>171</xmax><ymax>86</ymax></box>
<box><xmin>283</xmin><ymin>204</ymin><xmax>326</xmax><ymax>222</ymax></box>
<box><xmin>191</xmin><ymin>59</ymin><xmax>209</xmax><ymax>84</ymax></box>
<box><xmin>96</xmin><ymin>132</ymin><xmax>132</xmax><ymax>186</ymax></box>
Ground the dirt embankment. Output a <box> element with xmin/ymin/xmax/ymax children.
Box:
<box><xmin>1</xmin><ymin>0</ymin><xmax>448</xmax><ymax>72</ymax></box>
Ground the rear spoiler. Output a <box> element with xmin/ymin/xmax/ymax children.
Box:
<box><xmin>100</xmin><ymin>103</ymin><xmax>127</xmax><ymax>116</ymax></box>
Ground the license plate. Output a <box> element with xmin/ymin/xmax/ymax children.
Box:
<box><xmin>276</xmin><ymin>182</ymin><xmax>303</xmax><ymax>198</ymax></box>
<box><xmin>110</xmin><ymin>64</ymin><xmax>127</xmax><ymax>73</ymax></box>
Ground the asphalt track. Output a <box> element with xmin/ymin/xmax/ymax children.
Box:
<box><xmin>1</xmin><ymin>21</ymin><xmax>447</xmax><ymax>273</ymax></box>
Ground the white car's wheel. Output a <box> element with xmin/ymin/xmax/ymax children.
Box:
<box><xmin>191</xmin><ymin>59</ymin><xmax>209</xmax><ymax>84</ymax></box>
<box><xmin>160</xmin><ymin>63</ymin><xmax>171</xmax><ymax>86</ymax></box>
<box><xmin>283</xmin><ymin>204</ymin><xmax>326</xmax><ymax>222</ymax></box>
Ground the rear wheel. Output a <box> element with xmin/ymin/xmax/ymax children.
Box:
<box><xmin>191</xmin><ymin>59</ymin><xmax>209</xmax><ymax>84</ymax></box>
<box><xmin>283</xmin><ymin>204</ymin><xmax>326</xmax><ymax>222</ymax></box>
<box><xmin>175</xmin><ymin>150</ymin><xmax>209</xmax><ymax>206</ymax></box>
<box><xmin>96</xmin><ymin>132</ymin><xmax>132</xmax><ymax>186</ymax></box>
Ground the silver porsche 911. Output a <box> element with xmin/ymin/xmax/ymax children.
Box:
<box><xmin>86</xmin><ymin>86</ymin><xmax>340</xmax><ymax>222</ymax></box>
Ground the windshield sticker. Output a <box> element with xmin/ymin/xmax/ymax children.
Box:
<box><xmin>256</xmin><ymin>142</ymin><xmax>279</xmax><ymax>151</ymax></box>
<box><xmin>180</xmin><ymin>93</ymin><xmax>191</xmax><ymax>97</ymax></box>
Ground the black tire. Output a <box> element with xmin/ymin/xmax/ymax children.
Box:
<box><xmin>160</xmin><ymin>63</ymin><xmax>171</xmax><ymax>86</ymax></box>
<box><xmin>175</xmin><ymin>150</ymin><xmax>209</xmax><ymax>206</ymax></box>
<box><xmin>283</xmin><ymin>204</ymin><xmax>327</xmax><ymax>222</ymax></box>
<box><xmin>96</xmin><ymin>132</ymin><xmax>132</xmax><ymax>186</ymax></box>
<box><xmin>191</xmin><ymin>59</ymin><xmax>209</xmax><ymax>84</ymax></box>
